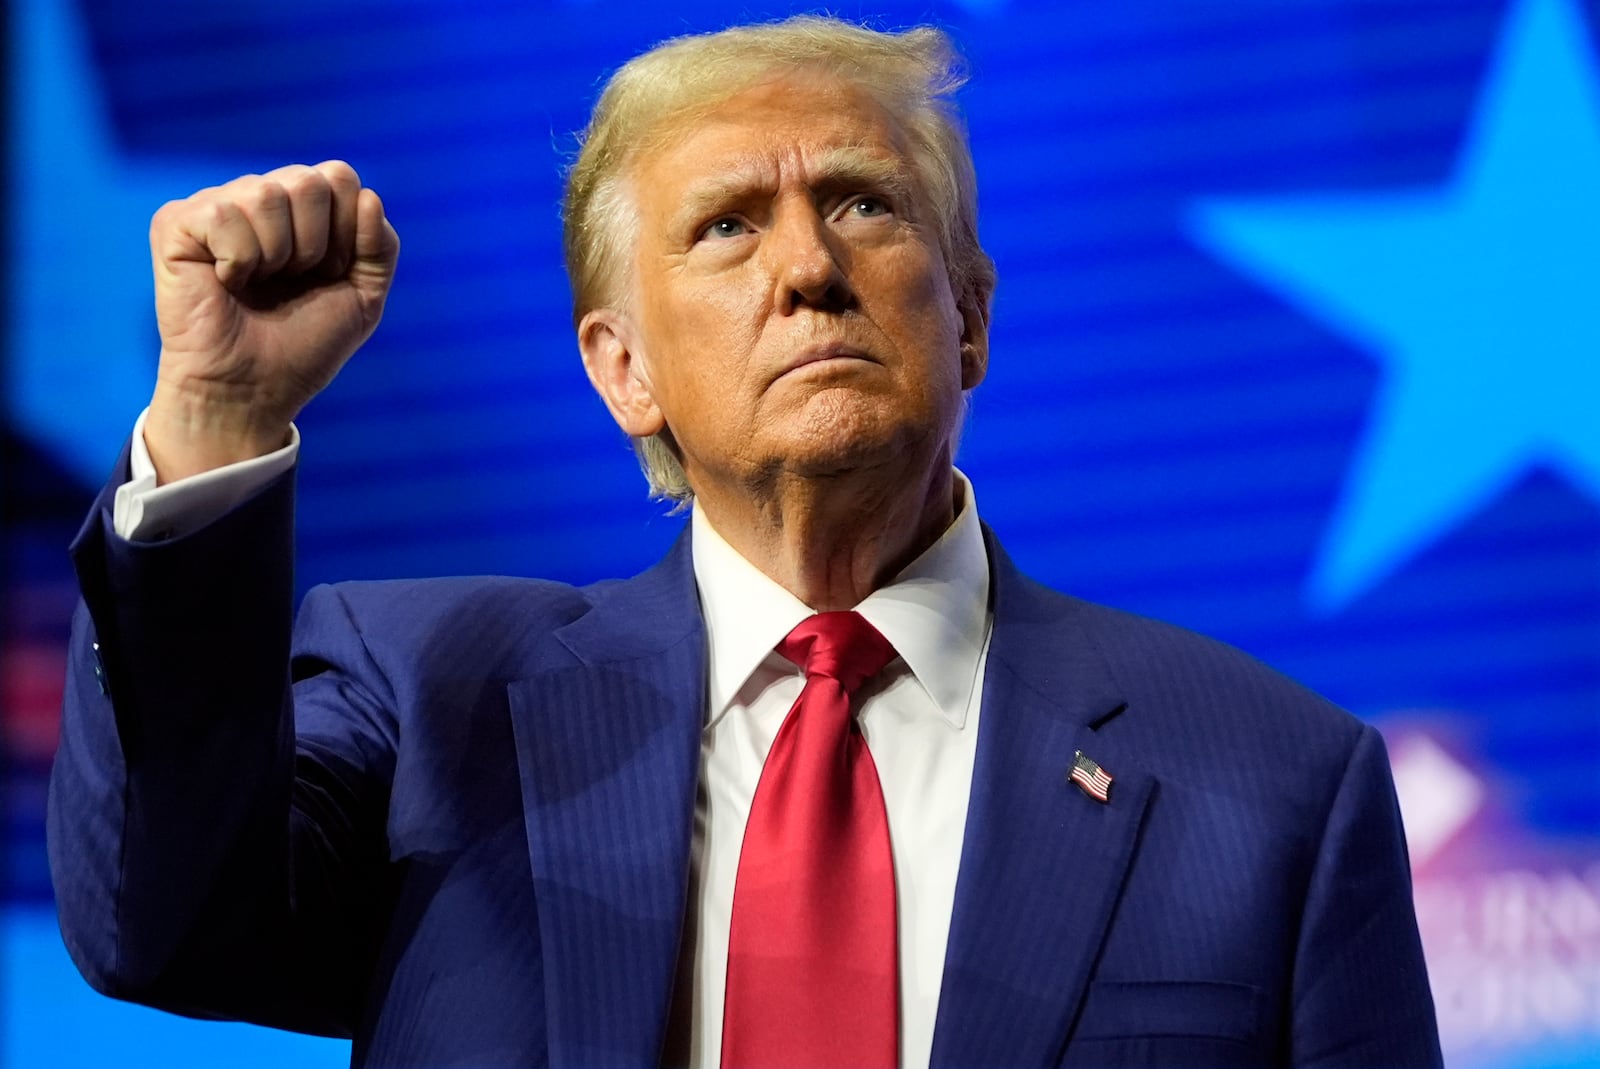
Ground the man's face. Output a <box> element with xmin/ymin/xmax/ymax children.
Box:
<box><xmin>585</xmin><ymin>70</ymin><xmax>987</xmax><ymax>498</ymax></box>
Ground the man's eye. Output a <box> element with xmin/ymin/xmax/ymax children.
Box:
<box><xmin>702</xmin><ymin>217</ymin><xmax>749</xmax><ymax>239</ymax></box>
<box><xmin>848</xmin><ymin>196</ymin><xmax>890</xmax><ymax>218</ymax></box>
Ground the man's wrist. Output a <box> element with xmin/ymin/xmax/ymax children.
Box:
<box><xmin>145</xmin><ymin>382</ymin><xmax>294</xmax><ymax>484</ymax></box>
<box><xmin>116</xmin><ymin>407</ymin><xmax>300</xmax><ymax>542</ymax></box>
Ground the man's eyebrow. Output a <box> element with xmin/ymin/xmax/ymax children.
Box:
<box><xmin>807</xmin><ymin>147</ymin><xmax>914</xmax><ymax>200</ymax></box>
<box><xmin>673</xmin><ymin>168</ymin><xmax>772</xmax><ymax>225</ymax></box>
<box><xmin>671</xmin><ymin>147</ymin><xmax>914</xmax><ymax>225</ymax></box>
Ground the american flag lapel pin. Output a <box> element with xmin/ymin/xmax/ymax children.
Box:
<box><xmin>1069</xmin><ymin>750</ymin><xmax>1113</xmax><ymax>803</ymax></box>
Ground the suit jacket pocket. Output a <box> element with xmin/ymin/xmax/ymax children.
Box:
<box><xmin>1073</xmin><ymin>980</ymin><xmax>1261</xmax><ymax>1042</ymax></box>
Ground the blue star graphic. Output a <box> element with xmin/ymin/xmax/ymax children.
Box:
<box><xmin>5</xmin><ymin>0</ymin><xmax>248</xmax><ymax>487</ymax></box>
<box><xmin>1187</xmin><ymin>0</ymin><xmax>1600</xmax><ymax>613</ymax></box>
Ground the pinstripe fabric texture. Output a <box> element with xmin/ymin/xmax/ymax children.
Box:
<box><xmin>49</xmin><ymin>449</ymin><xmax>1440</xmax><ymax>1067</ymax></box>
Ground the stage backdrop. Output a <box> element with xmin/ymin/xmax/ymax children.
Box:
<box><xmin>4</xmin><ymin>0</ymin><xmax>1597</xmax><ymax>1065</ymax></box>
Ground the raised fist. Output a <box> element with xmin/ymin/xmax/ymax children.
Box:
<box><xmin>145</xmin><ymin>161</ymin><xmax>400</xmax><ymax>482</ymax></box>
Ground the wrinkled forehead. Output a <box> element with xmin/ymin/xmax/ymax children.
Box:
<box><xmin>683</xmin><ymin>142</ymin><xmax>912</xmax><ymax>199</ymax></box>
<box><xmin>624</xmin><ymin>71</ymin><xmax>923</xmax><ymax>214</ymax></box>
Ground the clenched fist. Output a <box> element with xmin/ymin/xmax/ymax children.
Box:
<box><xmin>145</xmin><ymin>161</ymin><xmax>400</xmax><ymax>482</ymax></box>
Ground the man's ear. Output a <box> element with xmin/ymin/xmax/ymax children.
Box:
<box><xmin>956</xmin><ymin>285</ymin><xmax>990</xmax><ymax>391</ymax></box>
<box><xmin>578</xmin><ymin>309</ymin><xmax>666</xmax><ymax>438</ymax></box>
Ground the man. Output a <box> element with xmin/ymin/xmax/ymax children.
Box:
<box><xmin>48</xmin><ymin>15</ymin><xmax>1442</xmax><ymax>1069</ymax></box>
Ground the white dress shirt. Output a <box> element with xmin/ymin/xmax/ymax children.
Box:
<box><xmin>686</xmin><ymin>485</ymin><xmax>990</xmax><ymax>1068</ymax></box>
<box><xmin>114</xmin><ymin>415</ymin><xmax>993</xmax><ymax>1068</ymax></box>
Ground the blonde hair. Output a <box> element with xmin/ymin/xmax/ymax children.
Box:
<box><xmin>563</xmin><ymin>15</ymin><xmax>996</xmax><ymax>502</ymax></box>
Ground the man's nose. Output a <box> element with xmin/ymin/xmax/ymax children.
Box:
<box><xmin>768</xmin><ymin>206</ymin><xmax>856</xmax><ymax>314</ymax></box>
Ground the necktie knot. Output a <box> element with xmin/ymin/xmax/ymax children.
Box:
<box><xmin>778</xmin><ymin>611</ymin><xmax>896</xmax><ymax>695</ymax></box>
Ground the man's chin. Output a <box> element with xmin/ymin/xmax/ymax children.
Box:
<box><xmin>774</xmin><ymin>421</ymin><xmax>945</xmax><ymax>484</ymax></box>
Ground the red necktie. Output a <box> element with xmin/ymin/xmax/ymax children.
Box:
<box><xmin>721</xmin><ymin>612</ymin><xmax>900</xmax><ymax>1069</ymax></box>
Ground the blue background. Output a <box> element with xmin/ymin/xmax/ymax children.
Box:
<box><xmin>3</xmin><ymin>0</ymin><xmax>1597</xmax><ymax>1065</ymax></box>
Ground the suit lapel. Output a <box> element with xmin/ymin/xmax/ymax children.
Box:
<box><xmin>506</xmin><ymin>533</ymin><xmax>705</xmax><ymax>1069</ymax></box>
<box><xmin>931</xmin><ymin>536</ymin><xmax>1156</xmax><ymax>1069</ymax></box>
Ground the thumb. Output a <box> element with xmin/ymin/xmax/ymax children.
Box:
<box><xmin>350</xmin><ymin>187</ymin><xmax>400</xmax><ymax>300</ymax></box>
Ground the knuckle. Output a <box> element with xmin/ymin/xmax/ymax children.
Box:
<box><xmin>282</xmin><ymin>166</ymin><xmax>332</xmax><ymax>202</ymax></box>
<box><xmin>214</xmin><ymin>172</ymin><xmax>264</xmax><ymax>201</ymax></box>
<box><xmin>318</xmin><ymin>159</ymin><xmax>361</xmax><ymax>191</ymax></box>
<box><xmin>193</xmin><ymin>198</ymin><xmax>236</xmax><ymax>230</ymax></box>
<box><xmin>249</xmin><ymin>181</ymin><xmax>291</xmax><ymax>215</ymax></box>
<box><xmin>260</xmin><ymin>161</ymin><xmax>310</xmax><ymax>184</ymax></box>
<box><xmin>149</xmin><ymin>198</ymin><xmax>184</xmax><ymax>234</ymax></box>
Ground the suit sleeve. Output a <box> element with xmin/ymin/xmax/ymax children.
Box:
<box><xmin>47</xmin><ymin>453</ymin><xmax>395</xmax><ymax>1038</ymax></box>
<box><xmin>1289</xmin><ymin>724</ymin><xmax>1443</xmax><ymax>1068</ymax></box>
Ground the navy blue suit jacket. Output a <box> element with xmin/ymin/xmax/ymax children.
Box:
<box><xmin>49</xmin><ymin>461</ymin><xmax>1442</xmax><ymax>1068</ymax></box>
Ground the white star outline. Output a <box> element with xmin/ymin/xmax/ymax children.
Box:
<box><xmin>1189</xmin><ymin>0</ymin><xmax>1600</xmax><ymax>613</ymax></box>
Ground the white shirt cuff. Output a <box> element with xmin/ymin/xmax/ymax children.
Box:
<box><xmin>112</xmin><ymin>407</ymin><xmax>300</xmax><ymax>542</ymax></box>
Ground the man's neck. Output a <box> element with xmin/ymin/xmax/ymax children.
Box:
<box><xmin>691</xmin><ymin>461</ymin><xmax>958</xmax><ymax>612</ymax></box>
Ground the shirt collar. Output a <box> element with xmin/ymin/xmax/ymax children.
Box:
<box><xmin>691</xmin><ymin>470</ymin><xmax>991</xmax><ymax>729</ymax></box>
